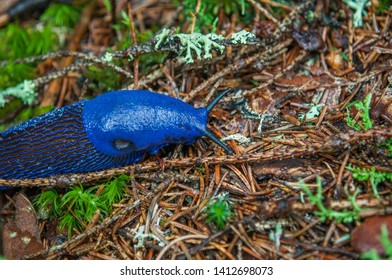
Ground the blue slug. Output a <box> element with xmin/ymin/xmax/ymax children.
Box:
<box><xmin>0</xmin><ymin>89</ymin><xmax>232</xmax><ymax>181</ymax></box>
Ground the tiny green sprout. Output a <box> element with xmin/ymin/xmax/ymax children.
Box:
<box><xmin>361</xmin><ymin>225</ymin><xmax>392</xmax><ymax>260</ymax></box>
<box><xmin>101</xmin><ymin>52</ymin><xmax>114</xmax><ymax>63</ymax></box>
<box><xmin>269</xmin><ymin>223</ymin><xmax>283</xmax><ymax>249</ymax></box>
<box><xmin>347</xmin><ymin>165</ymin><xmax>392</xmax><ymax>198</ymax></box>
<box><xmin>120</xmin><ymin>10</ymin><xmax>131</xmax><ymax>29</ymax></box>
<box><xmin>196</xmin><ymin>166</ymin><xmax>206</xmax><ymax>174</ymax></box>
<box><xmin>340</xmin><ymin>51</ymin><xmax>349</xmax><ymax>62</ymax></box>
<box><xmin>240</xmin><ymin>0</ymin><xmax>246</xmax><ymax>15</ymax></box>
<box><xmin>346</xmin><ymin>93</ymin><xmax>373</xmax><ymax>131</ymax></box>
<box><xmin>341</xmin><ymin>0</ymin><xmax>370</xmax><ymax>27</ymax></box>
<box><xmin>230</xmin><ymin>30</ymin><xmax>256</xmax><ymax>44</ymax></box>
<box><xmin>300</xmin><ymin>177</ymin><xmax>361</xmax><ymax>223</ymax></box>
<box><xmin>305</xmin><ymin>11</ymin><xmax>315</xmax><ymax>22</ymax></box>
<box><xmin>204</xmin><ymin>192</ymin><xmax>234</xmax><ymax>229</ymax></box>
<box><xmin>0</xmin><ymin>80</ymin><xmax>37</xmax><ymax>108</ymax></box>
<box><xmin>102</xmin><ymin>0</ymin><xmax>112</xmax><ymax>12</ymax></box>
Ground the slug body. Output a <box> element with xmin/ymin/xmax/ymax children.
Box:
<box><xmin>0</xmin><ymin>90</ymin><xmax>230</xmax><ymax>181</ymax></box>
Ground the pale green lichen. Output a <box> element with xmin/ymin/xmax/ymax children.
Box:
<box><xmin>174</xmin><ymin>32</ymin><xmax>225</xmax><ymax>63</ymax></box>
<box><xmin>269</xmin><ymin>223</ymin><xmax>283</xmax><ymax>249</ymax></box>
<box><xmin>131</xmin><ymin>225</ymin><xmax>165</xmax><ymax>249</ymax></box>
<box><xmin>230</xmin><ymin>30</ymin><xmax>256</xmax><ymax>44</ymax></box>
<box><xmin>154</xmin><ymin>28</ymin><xmax>225</xmax><ymax>64</ymax></box>
<box><xmin>154</xmin><ymin>28</ymin><xmax>171</xmax><ymax>49</ymax></box>
<box><xmin>0</xmin><ymin>80</ymin><xmax>37</xmax><ymax>107</ymax></box>
<box><xmin>154</xmin><ymin>29</ymin><xmax>258</xmax><ymax>64</ymax></box>
<box><xmin>221</xmin><ymin>133</ymin><xmax>251</xmax><ymax>144</ymax></box>
<box><xmin>305</xmin><ymin>104</ymin><xmax>324</xmax><ymax>120</ymax></box>
<box><xmin>101</xmin><ymin>52</ymin><xmax>113</xmax><ymax>63</ymax></box>
<box><xmin>341</xmin><ymin>0</ymin><xmax>370</xmax><ymax>27</ymax></box>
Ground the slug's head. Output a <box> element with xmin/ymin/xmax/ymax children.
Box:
<box><xmin>82</xmin><ymin>89</ymin><xmax>233</xmax><ymax>157</ymax></box>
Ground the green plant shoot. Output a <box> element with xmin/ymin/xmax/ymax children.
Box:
<box><xmin>204</xmin><ymin>192</ymin><xmax>234</xmax><ymax>229</ymax></box>
<box><xmin>346</xmin><ymin>93</ymin><xmax>373</xmax><ymax>131</ymax></box>
<box><xmin>347</xmin><ymin>165</ymin><xmax>392</xmax><ymax>198</ymax></box>
<box><xmin>300</xmin><ymin>177</ymin><xmax>361</xmax><ymax>223</ymax></box>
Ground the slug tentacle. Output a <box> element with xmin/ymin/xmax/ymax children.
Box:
<box><xmin>205</xmin><ymin>88</ymin><xmax>233</xmax><ymax>113</ymax></box>
<box><xmin>203</xmin><ymin>88</ymin><xmax>233</xmax><ymax>154</ymax></box>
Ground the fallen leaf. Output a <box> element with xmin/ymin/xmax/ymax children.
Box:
<box><xmin>2</xmin><ymin>194</ymin><xmax>43</xmax><ymax>259</ymax></box>
<box><xmin>351</xmin><ymin>215</ymin><xmax>392</xmax><ymax>256</ymax></box>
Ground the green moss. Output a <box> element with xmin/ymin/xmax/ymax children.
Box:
<box><xmin>204</xmin><ymin>193</ymin><xmax>234</xmax><ymax>229</ymax></box>
<box><xmin>40</xmin><ymin>3</ymin><xmax>81</xmax><ymax>27</ymax></box>
<box><xmin>341</xmin><ymin>0</ymin><xmax>370</xmax><ymax>28</ymax></box>
<box><xmin>375</xmin><ymin>0</ymin><xmax>391</xmax><ymax>14</ymax></box>
<box><xmin>85</xmin><ymin>65</ymin><xmax>123</xmax><ymax>92</ymax></box>
<box><xmin>0</xmin><ymin>3</ymin><xmax>81</xmax><ymax>107</ymax></box>
<box><xmin>0</xmin><ymin>64</ymin><xmax>36</xmax><ymax>90</ymax></box>
<box><xmin>34</xmin><ymin>176</ymin><xmax>130</xmax><ymax>237</ymax></box>
<box><xmin>0</xmin><ymin>24</ymin><xmax>59</xmax><ymax>60</ymax></box>
<box><xmin>176</xmin><ymin>0</ymin><xmax>251</xmax><ymax>32</ymax></box>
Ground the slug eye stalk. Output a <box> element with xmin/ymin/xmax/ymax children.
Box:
<box><xmin>205</xmin><ymin>88</ymin><xmax>233</xmax><ymax>113</ymax></box>
<box><xmin>204</xmin><ymin>129</ymin><xmax>233</xmax><ymax>154</ymax></box>
<box><xmin>204</xmin><ymin>88</ymin><xmax>234</xmax><ymax>155</ymax></box>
